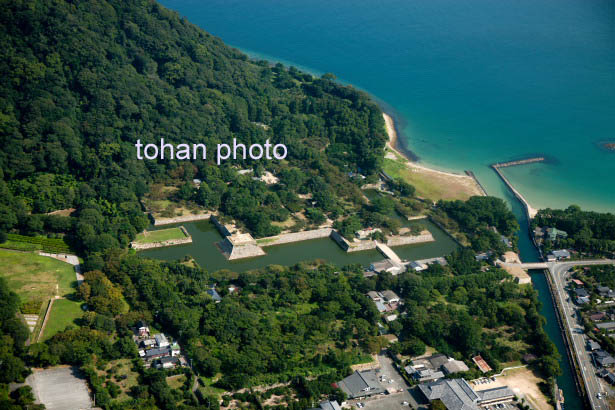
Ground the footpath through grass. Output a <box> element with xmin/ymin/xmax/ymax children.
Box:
<box><xmin>0</xmin><ymin>249</ymin><xmax>77</xmax><ymax>310</ymax></box>
<box><xmin>134</xmin><ymin>227</ymin><xmax>187</xmax><ymax>244</ymax></box>
<box><xmin>40</xmin><ymin>298</ymin><xmax>84</xmax><ymax>341</ymax></box>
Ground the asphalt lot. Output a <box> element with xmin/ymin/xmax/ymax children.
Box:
<box><xmin>27</xmin><ymin>366</ymin><xmax>92</xmax><ymax>410</ymax></box>
<box><xmin>351</xmin><ymin>353</ymin><xmax>419</xmax><ymax>410</ymax></box>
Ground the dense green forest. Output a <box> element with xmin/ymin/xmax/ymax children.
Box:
<box><xmin>18</xmin><ymin>249</ymin><xmax>559</xmax><ymax>409</ymax></box>
<box><xmin>431</xmin><ymin>196</ymin><xmax>520</xmax><ymax>254</ymax></box>
<box><xmin>0</xmin><ymin>1</ymin><xmax>565</xmax><ymax>409</ymax></box>
<box><xmin>533</xmin><ymin>205</ymin><xmax>615</xmax><ymax>255</ymax></box>
<box><xmin>0</xmin><ymin>0</ymin><xmax>387</xmax><ymax>252</ymax></box>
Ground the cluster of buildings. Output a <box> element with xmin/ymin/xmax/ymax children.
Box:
<box><xmin>587</xmin><ymin>340</ymin><xmax>615</xmax><ymax>385</ymax></box>
<box><xmin>133</xmin><ymin>322</ymin><xmax>185</xmax><ymax>369</ymax></box>
<box><xmin>367</xmin><ymin>290</ymin><xmax>400</xmax><ymax>322</ymax></box>
<box><xmin>572</xmin><ymin>278</ymin><xmax>615</xmax><ymax>306</ymax></box>
<box><xmin>334</xmin><ymin>369</ymin><xmax>515</xmax><ymax>410</ymax></box>
<box><xmin>367</xmin><ymin>257</ymin><xmax>447</xmax><ymax>277</ymax></box>
<box><xmin>404</xmin><ymin>353</ymin><xmax>469</xmax><ymax>383</ymax></box>
<box><xmin>419</xmin><ymin>378</ymin><xmax>515</xmax><ymax>410</ymax></box>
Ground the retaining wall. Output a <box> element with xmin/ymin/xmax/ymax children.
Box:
<box><xmin>386</xmin><ymin>232</ymin><xmax>434</xmax><ymax>247</ymax></box>
<box><xmin>153</xmin><ymin>213</ymin><xmax>212</xmax><ymax>226</ymax></box>
<box><xmin>258</xmin><ymin>228</ymin><xmax>333</xmax><ymax>247</ymax></box>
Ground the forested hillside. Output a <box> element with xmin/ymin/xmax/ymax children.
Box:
<box><xmin>0</xmin><ymin>0</ymin><xmax>386</xmax><ymax>254</ymax></box>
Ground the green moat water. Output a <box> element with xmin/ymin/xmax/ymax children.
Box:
<box><xmin>140</xmin><ymin>218</ymin><xmax>458</xmax><ymax>273</ymax></box>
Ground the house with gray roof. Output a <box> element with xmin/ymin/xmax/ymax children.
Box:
<box><xmin>551</xmin><ymin>249</ymin><xmax>570</xmax><ymax>260</ymax></box>
<box><xmin>476</xmin><ymin>386</ymin><xmax>515</xmax><ymax>405</ymax></box>
<box><xmin>442</xmin><ymin>359</ymin><xmax>470</xmax><ymax>375</ymax></box>
<box><xmin>419</xmin><ymin>378</ymin><xmax>514</xmax><ymax>410</ymax></box>
<box><xmin>597</xmin><ymin>322</ymin><xmax>615</xmax><ymax>332</ymax></box>
<box><xmin>309</xmin><ymin>401</ymin><xmax>342</xmax><ymax>410</ymax></box>
<box><xmin>418</xmin><ymin>378</ymin><xmax>480</xmax><ymax>410</ymax></box>
<box><xmin>587</xmin><ymin>339</ymin><xmax>601</xmax><ymax>351</ymax></box>
<box><xmin>336</xmin><ymin>370</ymin><xmax>385</xmax><ymax>399</ymax></box>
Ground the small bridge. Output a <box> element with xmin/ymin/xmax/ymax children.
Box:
<box><xmin>375</xmin><ymin>242</ymin><xmax>402</xmax><ymax>263</ymax></box>
<box><xmin>501</xmin><ymin>259</ymin><xmax>615</xmax><ymax>272</ymax></box>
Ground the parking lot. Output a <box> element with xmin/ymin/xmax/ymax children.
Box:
<box><xmin>351</xmin><ymin>353</ymin><xmax>419</xmax><ymax>410</ymax></box>
<box><xmin>26</xmin><ymin>366</ymin><xmax>92</xmax><ymax>410</ymax></box>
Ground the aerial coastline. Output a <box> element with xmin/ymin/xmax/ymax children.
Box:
<box><xmin>382</xmin><ymin>113</ymin><xmax>485</xmax><ymax>200</ymax></box>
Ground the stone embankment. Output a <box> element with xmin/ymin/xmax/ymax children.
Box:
<box><xmin>153</xmin><ymin>212</ymin><xmax>212</xmax><ymax>226</ymax></box>
<box><xmin>257</xmin><ymin>228</ymin><xmax>333</xmax><ymax>247</ymax></box>
<box><xmin>386</xmin><ymin>231</ymin><xmax>434</xmax><ymax>246</ymax></box>
<box><xmin>330</xmin><ymin>230</ymin><xmax>434</xmax><ymax>253</ymax></box>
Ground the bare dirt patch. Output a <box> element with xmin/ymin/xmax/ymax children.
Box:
<box><xmin>473</xmin><ymin>367</ymin><xmax>552</xmax><ymax>410</ymax></box>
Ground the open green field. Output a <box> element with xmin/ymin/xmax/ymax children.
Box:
<box><xmin>0</xmin><ymin>249</ymin><xmax>77</xmax><ymax>306</ymax></box>
<box><xmin>40</xmin><ymin>298</ymin><xmax>84</xmax><ymax>341</ymax></box>
<box><xmin>382</xmin><ymin>148</ymin><xmax>479</xmax><ymax>201</ymax></box>
<box><xmin>134</xmin><ymin>227</ymin><xmax>187</xmax><ymax>244</ymax></box>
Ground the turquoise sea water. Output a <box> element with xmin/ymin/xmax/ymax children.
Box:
<box><xmin>160</xmin><ymin>0</ymin><xmax>613</xmax><ymax>407</ymax></box>
<box><xmin>162</xmin><ymin>0</ymin><xmax>614</xmax><ymax>213</ymax></box>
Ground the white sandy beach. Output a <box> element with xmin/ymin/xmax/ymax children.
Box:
<box><xmin>382</xmin><ymin>113</ymin><xmax>485</xmax><ymax>197</ymax></box>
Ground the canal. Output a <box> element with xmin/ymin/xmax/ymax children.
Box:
<box><xmin>140</xmin><ymin>218</ymin><xmax>458</xmax><ymax>273</ymax></box>
<box><xmin>505</xmin><ymin>180</ymin><xmax>582</xmax><ymax>409</ymax></box>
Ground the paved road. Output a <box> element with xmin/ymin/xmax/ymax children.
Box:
<box><xmin>549</xmin><ymin>259</ymin><xmax>615</xmax><ymax>410</ymax></box>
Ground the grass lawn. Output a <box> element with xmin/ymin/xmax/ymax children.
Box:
<box><xmin>40</xmin><ymin>298</ymin><xmax>84</xmax><ymax>341</ymax></box>
<box><xmin>134</xmin><ymin>227</ymin><xmax>187</xmax><ymax>244</ymax></box>
<box><xmin>382</xmin><ymin>148</ymin><xmax>479</xmax><ymax>201</ymax></box>
<box><xmin>166</xmin><ymin>374</ymin><xmax>187</xmax><ymax>389</ymax></box>
<box><xmin>0</xmin><ymin>249</ymin><xmax>77</xmax><ymax>307</ymax></box>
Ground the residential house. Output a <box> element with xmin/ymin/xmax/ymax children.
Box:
<box><xmin>155</xmin><ymin>333</ymin><xmax>170</xmax><ymax>348</ymax></box>
<box><xmin>598</xmin><ymin>286</ymin><xmax>615</xmax><ymax>299</ymax></box>
<box><xmin>551</xmin><ymin>249</ymin><xmax>571</xmax><ymax>260</ymax></box>
<box><xmin>336</xmin><ymin>370</ymin><xmax>385</xmax><ymax>399</ymax></box>
<box><xmin>154</xmin><ymin>356</ymin><xmax>179</xmax><ymax>369</ymax></box>
<box><xmin>143</xmin><ymin>347</ymin><xmax>171</xmax><ymax>361</ymax></box>
<box><xmin>207</xmin><ymin>285</ymin><xmax>222</xmax><ymax>303</ymax></box>
<box><xmin>442</xmin><ymin>359</ymin><xmax>470</xmax><ymax>375</ymax></box>
<box><xmin>607</xmin><ymin>373</ymin><xmax>615</xmax><ymax>385</ymax></box>
<box><xmin>381</xmin><ymin>290</ymin><xmax>400</xmax><ymax>304</ymax></box>
<box><xmin>594</xmin><ymin>350</ymin><xmax>615</xmax><ymax>368</ymax></box>
<box><xmin>135</xmin><ymin>321</ymin><xmax>150</xmax><ymax>337</ymax></box>
<box><xmin>546</xmin><ymin>227</ymin><xmax>568</xmax><ymax>242</ymax></box>
<box><xmin>596</xmin><ymin>322</ymin><xmax>615</xmax><ymax>332</ymax></box>
<box><xmin>590</xmin><ymin>312</ymin><xmax>607</xmax><ymax>322</ymax></box>
<box><xmin>367</xmin><ymin>290</ymin><xmax>400</xmax><ymax>314</ymax></box>
<box><xmin>587</xmin><ymin>340</ymin><xmax>601</xmax><ymax>351</ymax></box>
<box><xmin>572</xmin><ymin>279</ymin><xmax>584</xmax><ymax>286</ymax></box>
<box><xmin>574</xmin><ymin>288</ymin><xmax>590</xmax><ymax>305</ymax></box>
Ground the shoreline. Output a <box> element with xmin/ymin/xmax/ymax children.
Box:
<box><xmin>382</xmin><ymin>113</ymin><xmax>485</xmax><ymax>197</ymax></box>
